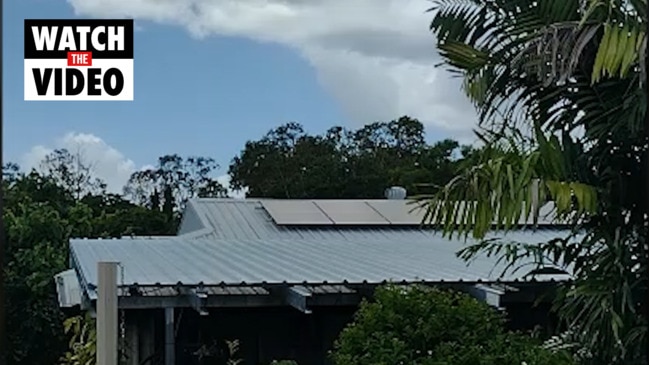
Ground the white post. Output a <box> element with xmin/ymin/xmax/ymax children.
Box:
<box><xmin>97</xmin><ymin>262</ymin><xmax>119</xmax><ymax>365</ymax></box>
<box><xmin>165</xmin><ymin>307</ymin><xmax>175</xmax><ymax>365</ymax></box>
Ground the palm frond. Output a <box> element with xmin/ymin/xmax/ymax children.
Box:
<box><xmin>418</xmin><ymin>127</ymin><xmax>597</xmax><ymax>239</ymax></box>
<box><xmin>591</xmin><ymin>22</ymin><xmax>646</xmax><ymax>82</ymax></box>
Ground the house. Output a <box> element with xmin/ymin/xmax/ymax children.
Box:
<box><xmin>58</xmin><ymin>197</ymin><xmax>575</xmax><ymax>365</ymax></box>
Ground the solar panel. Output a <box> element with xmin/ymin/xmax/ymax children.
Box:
<box><xmin>261</xmin><ymin>200</ymin><xmax>334</xmax><ymax>225</ymax></box>
<box><xmin>314</xmin><ymin>200</ymin><xmax>391</xmax><ymax>225</ymax></box>
<box><xmin>366</xmin><ymin>200</ymin><xmax>427</xmax><ymax>225</ymax></box>
<box><xmin>261</xmin><ymin>199</ymin><xmax>558</xmax><ymax>227</ymax></box>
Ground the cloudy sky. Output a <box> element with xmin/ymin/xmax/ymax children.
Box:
<box><xmin>5</xmin><ymin>0</ymin><xmax>479</xmax><ymax>195</ymax></box>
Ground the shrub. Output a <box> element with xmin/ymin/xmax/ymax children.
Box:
<box><xmin>59</xmin><ymin>314</ymin><xmax>96</xmax><ymax>365</ymax></box>
<box><xmin>331</xmin><ymin>285</ymin><xmax>573</xmax><ymax>365</ymax></box>
<box><xmin>59</xmin><ymin>314</ymin><xmax>130</xmax><ymax>365</ymax></box>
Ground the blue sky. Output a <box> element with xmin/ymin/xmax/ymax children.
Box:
<box><xmin>4</xmin><ymin>0</ymin><xmax>478</xmax><ymax>191</ymax></box>
<box><xmin>5</xmin><ymin>0</ymin><xmax>344</xmax><ymax>167</ymax></box>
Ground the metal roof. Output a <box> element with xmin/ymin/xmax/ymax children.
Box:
<box><xmin>71</xmin><ymin>230</ymin><xmax>574</xmax><ymax>299</ymax></box>
<box><xmin>178</xmin><ymin>199</ymin><xmax>561</xmax><ymax>241</ymax></box>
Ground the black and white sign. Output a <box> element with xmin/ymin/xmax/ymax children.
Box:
<box><xmin>24</xmin><ymin>19</ymin><xmax>134</xmax><ymax>101</ymax></box>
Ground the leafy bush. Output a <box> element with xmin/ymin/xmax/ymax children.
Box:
<box><xmin>225</xmin><ymin>339</ymin><xmax>243</xmax><ymax>365</ymax></box>
<box><xmin>59</xmin><ymin>314</ymin><xmax>130</xmax><ymax>365</ymax></box>
<box><xmin>59</xmin><ymin>314</ymin><xmax>96</xmax><ymax>365</ymax></box>
<box><xmin>331</xmin><ymin>285</ymin><xmax>573</xmax><ymax>365</ymax></box>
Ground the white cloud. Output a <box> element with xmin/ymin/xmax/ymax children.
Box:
<box><xmin>21</xmin><ymin>132</ymin><xmax>138</xmax><ymax>194</ymax></box>
<box><xmin>66</xmin><ymin>0</ymin><xmax>480</xmax><ymax>134</ymax></box>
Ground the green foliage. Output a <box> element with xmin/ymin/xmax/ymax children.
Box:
<box><xmin>585</xmin><ymin>0</ymin><xmax>646</xmax><ymax>82</ymax></box>
<box><xmin>59</xmin><ymin>314</ymin><xmax>130</xmax><ymax>365</ymax></box>
<box><xmin>4</xmin><ymin>197</ymin><xmax>70</xmax><ymax>365</ymax></box>
<box><xmin>543</xmin><ymin>330</ymin><xmax>593</xmax><ymax>363</ymax></box>
<box><xmin>426</xmin><ymin>0</ymin><xmax>647</xmax><ymax>363</ymax></box>
<box><xmin>59</xmin><ymin>314</ymin><xmax>96</xmax><ymax>365</ymax></box>
<box><xmin>40</xmin><ymin>148</ymin><xmax>107</xmax><ymax>199</ymax></box>
<box><xmin>229</xmin><ymin>116</ymin><xmax>471</xmax><ymax>198</ymax></box>
<box><xmin>2</xmin><ymin>153</ymin><xmax>185</xmax><ymax>364</ymax></box>
<box><xmin>123</xmin><ymin>154</ymin><xmax>228</xmax><ymax>220</ymax></box>
<box><xmin>225</xmin><ymin>340</ymin><xmax>243</xmax><ymax>365</ymax></box>
<box><xmin>331</xmin><ymin>285</ymin><xmax>572</xmax><ymax>365</ymax></box>
<box><xmin>417</xmin><ymin>129</ymin><xmax>598</xmax><ymax>240</ymax></box>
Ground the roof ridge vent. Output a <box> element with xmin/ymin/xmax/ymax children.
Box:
<box><xmin>384</xmin><ymin>186</ymin><xmax>407</xmax><ymax>200</ymax></box>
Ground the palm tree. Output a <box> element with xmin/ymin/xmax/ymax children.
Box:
<box><xmin>421</xmin><ymin>0</ymin><xmax>647</xmax><ymax>363</ymax></box>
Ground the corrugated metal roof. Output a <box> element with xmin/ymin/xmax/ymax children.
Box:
<box><xmin>179</xmin><ymin>198</ymin><xmax>561</xmax><ymax>242</ymax></box>
<box><xmin>71</xmin><ymin>230</ymin><xmax>575</xmax><ymax>299</ymax></box>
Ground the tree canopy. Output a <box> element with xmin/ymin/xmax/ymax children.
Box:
<box><xmin>229</xmin><ymin>116</ymin><xmax>471</xmax><ymax>199</ymax></box>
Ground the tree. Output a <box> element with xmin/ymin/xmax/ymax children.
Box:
<box><xmin>331</xmin><ymin>285</ymin><xmax>573</xmax><ymax>365</ymax></box>
<box><xmin>3</xmin><ymin>162</ymin><xmax>20</xmax><ymax>182</ymax></box>
<box><xmin>39</xmin><ymin>149</ymin><xmax>106</xmax><ymax>199</ymax></box>
<box><xmin>391</xmin><ymin>138</ymin><xmax>465</xmax><ymax>196</ymax></box>
<box><xmin>123</xmin><ymin>154</ymin><xmax>228</xmax><ymax>222</ymax></box>
<box><xmin>229</xmin><ymin>117</ymin><xmax>469</xmax><ymax>199</ymax></box>
<box><xmin>423</xmin><ymin>0</ymin><xmax>646</xmax><ymax>363</ymax></box>
<box><xmin>229</xmin><ymin>122</ymin><xmax>345</xmax><ymax>198</ymax></box>
<box><xmin>344</xmin><ymin>117</ymin><xmax>430</xmax><ymax>198</ymax></box>
<box><xmin>2</xmin><ymin>164</ymin><xmax>178</xmax><ymax>365</ymax></box>
<box><xmin>79</xmin><ymin>193</ymin><xmax>175</xmax><ymax>237</ymax></box>
<box><xmin>4</xmin><ymin>199</ymin><xmax>69</xmax><ymax>365</ymax></box>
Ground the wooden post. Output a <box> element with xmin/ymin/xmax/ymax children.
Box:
<box><xmin>97</xmin><ymin>262</ymin><xmax>119</xmax><ymax>365</ymax></box>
